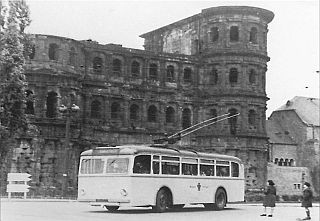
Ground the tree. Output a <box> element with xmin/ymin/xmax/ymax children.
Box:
<box><xmin>0</xmin><ymin>0</ymin><xmax>32</xmax><ymax>157</ymax></box>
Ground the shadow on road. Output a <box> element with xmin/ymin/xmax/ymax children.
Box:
<box><xmin>88</xmin><ymin>206</ymin><xmax>241</xmax><ymax>214</ymax></box>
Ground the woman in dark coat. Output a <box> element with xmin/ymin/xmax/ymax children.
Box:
<box><xmin>261</xmin><ymin>180</ymin><xmax>276</xmax><ymax>217</ymax></box>
<box><xmin>301</xmin><ymin>182</ymin><xmax>313</xmax><ymax>220</ymax></box>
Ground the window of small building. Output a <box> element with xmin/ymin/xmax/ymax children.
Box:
<box><xmin>228</xmin><ymin>108</ymin><xmax>238</xmax><ymax>135</ymax></box>
<box><xmin>209</xmin><ymin>68</ymin><xmax>218</xmax><ymax>85</ymax></box>
<box><xmin>182</xmin><ymin>158</ymin><xmax>198</xmax><ymax>176</ymax></box>
<box><xmin>274</xmin><ymin>158</ymin><xmax>279</xmax><ymax>165</ymax></box>
<box><xmin>90</xmin><ymin>100</ymin><xmax>101</xmax><ymax>119</ymax></box>
<box><xmin>129</xmin><ymin>104</ymin><xmax>139</xmax><ymax>121</ymax></box>
<box><xmin>165</xmin><ymin>106</ymin><xmax>175</xmax><ymax>123</ymax></box>
<box><xmin>294</xmin><ymin>183</ymin><xmax>301</xmax><ymax>190</ymax></box>
<box><xmin>131</xmin><ymin>61</ymin><xmax>140</xmax><ymax>77</ymax></box>
<box><xmin>249</xmin><ymin>27</ymin><xmax>258</xmax><ymax>44</ymax></box>
<box><xmin>229</xmin><ymin>68</ymin><xmax>238</xmax><ymax>84</ymax></box>
<box><xmin>69</xmin><ymin>47</ymin><xmax>76</xmax><ymax>66</ymax></box>
<box><xmin>166</xmin><ymin>65</ymin><xmax>175</xmax><ymax>82</ymax></box>
<box><xmin>149</xmin><ymin>63</ymin><xmax>158</xmax><ymax>80</ymax></box>
<box><xmin>48</xmin><ymin>43</ymin><xmax>59</xmax><ymax>61</ymax></box>
<box><xmin>210</xmin><ymin>27</ymin><xmax>219</xmax><ymax>42</ymax></box>
<box><xmin>230</xmin><ymin>26</ymin><xmax>239</xmax><ymax>42</ymax></box>
<box><xmin>46</xmin><ymin>91</ymin><xmax>58</xmax><ymax>118</ymax></box>
<box><xmin>248</xmin><ymin>110</ymin><xmax>256</xmax><ymax>125</ymax></box>
<box><xmin>147</xmin><ymin>105</ymin><xmax>157</xmax><ymax>122</ymax></box>
<box><xmin>111</xmin><ymin>102</ymin><xmax>121</xmax><ymax>119</ymax></box>
<box><xmin>112</xmin><ymin>58</ymin><xmax>122</xmax><ymax>74</ymax></box>
<box><xmin>133</xmin><ymin>155</ymin><xmax>151</xmax><ymax>174</ymax></box>
<box><xmin>183</xmin><ymin>67</ymin><xmax>192</xmax><ymax>83</ymax></box>
<box><xmin>279</xmin><ymin>158</ymin><xmax>284</xmax><ymax>166</ymax></box>
<box><xmin>93</xmin><ymin>57</ymin><xmax>103</xmax><ymax>73</ymax></box>
<box><xmin>25</xmin><ymin>90</ymin><xmax>34</xmax><ymax>115</ymax></box>
<box><xmin>249</xmin><ymin>69</ymin><xmax>256</xmax><ymax>84</ymax></box>
<box><xmin>289</xmin><ymin>159</ymin><xmax>294</xmax><ymax>166</ymax></box>
<box><xmin>284</xmin><ymin>159</ymin><xmax>289</xmax><ymax>166</ymax></box>
<box><xmin>182</xmin><ymin>108</ymin><xmax>192</xmax><ymax>129</ymax></box>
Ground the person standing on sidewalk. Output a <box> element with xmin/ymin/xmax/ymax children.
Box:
<box><xmin>260</xmin><ymin>180</ymin><xmax>276</xmax><ymax>217</ymax></box>
<box><xmin>301</xmin><ymin>182</ymin><xmax>313</xmax><ymax>220</ymax></box>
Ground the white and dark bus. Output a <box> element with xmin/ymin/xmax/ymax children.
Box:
<box><xmin>77</xmin><ymin>144</ymin><xmax>245</xmax><ymax>212</ymax></box>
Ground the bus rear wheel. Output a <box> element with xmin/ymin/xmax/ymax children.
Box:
<box><xmin>214</xmin><ymin>189</ymin><xmax>227</xmax><ymax>210</ymax></box>
<box><xmin>104</xmin><ymin>206</ymin><xmax>119</xmax><ymax>212</ymax></box>
<box><xmin>154</xmin><ymin>189</ymin><xmax>171</xmax><ymax>213</ymax></box>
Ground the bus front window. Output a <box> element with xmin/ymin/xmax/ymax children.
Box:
<box><xmin>106</xmin><ymin>158</ymin><xmax>129</xmax><ymax>174</ymax></box>
<box><xmin>133</xmin><ymin>155</ymin><xmax>151</xmax><ymax>174</ymax></box>
<box><xmin>80</xmin><ymin>159</ymin><xmax>105</xmax><ymax>174</ymax></box>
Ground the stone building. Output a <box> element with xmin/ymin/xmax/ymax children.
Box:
<box><xmin>1</xmin><ymin>6</ymin><xmax>274</xmax><ymax>197</ymax></box>
<box><xmin>267</xmin><ymin>96</ymin><xmax>320</xmax><ymax>197</ymax></box>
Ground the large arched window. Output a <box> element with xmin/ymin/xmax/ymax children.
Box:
<box><xmin>48</xmin><ymin>43</ymin><xmax>59</xmax><ymax>61</ymax></box>
<box><xmin>249</xmin><ymin>69</ymin><xmax>256</xmax><ymax>84</ymax></box>
<box><xmin>149</xmin><ymin>63</ymin><xmax>158</xmax><ymax>80</ymax></box>
<box><xmin>182</xmin><ymin>108</ymin><xmax>191</xmax><ymax>129</ymax></box>
<box><xmin>91</xmin><ymin>100</ymin><xmax>101</xmax><ymax>119</ymax></box>
<box><xmin>229</xmin><ymin>68</ymin><xmax>238</xmax><ymax>84</ymax></box>
<box><xmin>131</xmin><ymin>61</ymin><xmax>140</xmax><ymax>77</ymax></box>
<box><xmin>93</xmin><ymin>57</ymin><xmax>103</xmax><ymax>73</ymax></box>
<box><xmin>25</xmin><ymin>90</ymin><xmax>34</xmax><ymax>115</ymax></box>
<box><xmin>228</xmin><ymin>108</ymin><xmax>238</xmax><ymax>135</ymax></box>
<box><xmin>210</xmin><ymin>27</ymin><xmax>219</xmax><ymax>42</ymax></box>
<box><xmin>210</xmin><ymin>68</ymin><xmax>218</xmax><ymax>85</ymax></box>
<box><xmin>248</xmin><ymin>110</ymin><xmax>256</xmax><ymax>125</ymax></box>
<box><xmin>46</xmin><ymin>91</ymin><xmax>58</xmax><ymax>118</ymax></box>
<box><xmin>112</xmin><ymin>58</ymin><xmax>122</xmax><ymax>74</ymax></box>
<box><xmin>147</xmin><ymin>105</ymin><xmax>157</xmax><ymax>122</ymax></box>
<box><xmin>249</xmin><ymin>27</ymin><xmax>258</xmax><ymax>44</ymax></box>
<box><xmin>165</xmin><ymin>106</ymin><xmax>175</xmax><ymax>123</ymax></box>
<box><xmin>111</xmin><ymin>102</ymin><xmax>121</xmax><ymax>119</ymax></box>
<box><xmin>29</xmin><ymin>45</ymin><xmax>35</xmax><ymax>59</ymax></box>
<box><xmin>230</xmin><ymin>26</ymin><xmax>239</xmax><ymax>42</ymax></box>
<box><xmin>183</xmin><ymin>67</ymin><xmax>192</xmax><ymax>83</ymax></box>
<box><xmin>166</xmin><ymin>65</ymin><xmax>175</xmax><ymax>82</ymax></box>
<box><xmin>130</xmin><ymin>104</ymin><xmax>139</xmax><ymax>121</ymax></box>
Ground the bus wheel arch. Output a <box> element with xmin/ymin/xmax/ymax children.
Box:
<box><xmin>103</xmin><ymin>205</ymin><xmax>119</xmax><ymax>212</ymax></box>
<box><xmin>153</xmin><ymin>186</ymin><xmax>173</xmax><ymax>213</ymax></box>
<box><xmin>214</xmin><ymin>187</ymin><xmax>227</xmax><ymax>210</ymax></box>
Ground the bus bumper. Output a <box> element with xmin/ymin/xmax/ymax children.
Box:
<box><xmin>90</xmin><ymin>199</ymin><xmax>130</xmax><ymax>207</ymax></box>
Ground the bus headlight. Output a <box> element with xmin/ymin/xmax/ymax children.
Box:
<box><xmin>80</xmin><ymin>189</ymin><xmax>86</xmax><ymax>196</ymax></box>
<box><xmin>120</xmin><ymin>189</ymin><xmax>128</xmax><ymax>196</ymax></box>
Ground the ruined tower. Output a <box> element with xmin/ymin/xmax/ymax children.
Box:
<box><xmin>140</xmin><ymin>6</ymin><xmax>275</xmax><ymax>190</ymax></box>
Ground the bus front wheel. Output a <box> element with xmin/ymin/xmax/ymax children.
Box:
<box><xmin>104</xmin><ymin>206</ymin><xmax>119</xmax><ymax>212</ymax></box>
<box><xmin>214</xmin><ymin>188</ymin><xmax>227</xmax><ymax>210</ymax></box>
<box><xmin>154</xmin><ymin>189</ymin><xmax>171</xmax><ymax>213</ymax></box>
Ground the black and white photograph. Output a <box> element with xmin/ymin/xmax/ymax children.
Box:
<box><xmin>0</xmin><ymin>0</ymin><xmax>319</xmax><ymax>220</ymax></box>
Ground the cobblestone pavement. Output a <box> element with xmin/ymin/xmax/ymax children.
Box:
<box><xmin>0</xmin><ymin>199</ymin><xmax>319</xmax><ymax>221</ymax></box>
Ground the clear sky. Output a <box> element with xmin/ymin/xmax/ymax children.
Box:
<box><xmin>24</xmin><ymin>0</ymin><xmax>319</xmax><ymax>117</ymax></box>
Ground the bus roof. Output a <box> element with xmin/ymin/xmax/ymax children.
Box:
<box><xmin>80</xmin><ymin>144</ymin><xmax>242</xmax><ymax>163</ymax></box>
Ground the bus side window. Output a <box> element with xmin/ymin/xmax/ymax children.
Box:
<box><xmin>231</xmin><ymin>162</ymin><xmax>239</xmax><ymax>177</ymax></box>
<box><xmin>200</xmin><ymin>164</ymin><xmax>214</xmax><ymax>176</ymax></box>
<box><xmin>153</xmin><ymin>161</ymin><xmax>159</xmax><ymax>174</ymax></box>
<box><xmin>216</xmin><ymin>165</ymin><xmax>230</xmax><ymax>177</ymax></box>
<box><xmin>133</xmin><ymin>155</ymin><xmax>151</xmax><ymax>174</ymax></box>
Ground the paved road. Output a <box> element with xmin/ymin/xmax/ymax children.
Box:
<box><xmin>0</xmin><ymin>199</ymin><xmax>319</xmax><ymax>221</ymax></box>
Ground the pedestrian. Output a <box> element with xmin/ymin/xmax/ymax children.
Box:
<box><xmin>260</xmin><ymin>180</ymin><xmax>276</xmax><ymax>217</ymax></box>
<box><xmin>301</xmin><ymin>182</ymin><xmax>313</xmax><ymax>220</ymax></box>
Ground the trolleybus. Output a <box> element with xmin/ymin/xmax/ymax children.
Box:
<box><xmin>77</xmin><ymin>144</ymin><xmax>245</xmax><ymax>212</ymax></box>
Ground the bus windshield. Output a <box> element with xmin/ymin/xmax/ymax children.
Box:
<box><xmin>106</xmin><ymin>158</ymin><xmax>129</xmax><ymax>174</ymax></box>
<box><xmin>80</xmin><ymin>158</ymin><xmax>105</xmax><ymax>174</ymax></box>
